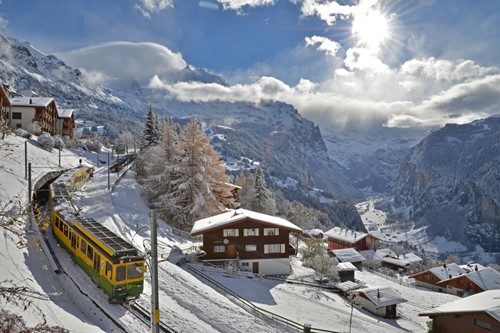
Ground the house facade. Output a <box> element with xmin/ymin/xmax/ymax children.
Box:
<box><xmin>420</xmin><ymin>290</ymin><xmax>500</xmax><ymax>333</ymax></box>
<box><xmin>9</xmin><ymin>96</ymin><xmax>58</xmax><ymax>135</ymax></box>
<box><xmin>0</xmin><ymin>84</ymin><xmax>11</xmax><ymax>129</ymax></box>
<box><xmin>56</xmin><ymin>108</ymin><xmax>75</xmax><ymax>139</ymax></box>
<box><xmin>410</xmin><ymin>263</ymin><xmax>467</xmax><ymax>292</ymax></box>
<box><xmin>190</xmin><ymin>209</ymin><xmax>303</xmax><ymax>275</ymax></box>
<box><xmin>436</xmin><ymin>267</ymin><xmax>500</xmax><ymax>297</ymax></box>
<box><xmin>324</xmin><ymin>227</ymin><xmax>378</xmax><ymax>251</ymax></box>
<box><xmin>351</xmin><ymin>287</ymin><xmax>407</xmax><ymax>318</ymax></box>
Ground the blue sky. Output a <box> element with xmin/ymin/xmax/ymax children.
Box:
<box><xmin>1</xmin><ymin>0</ymin><xmax>500</xmax><ymax>130</ymax></box>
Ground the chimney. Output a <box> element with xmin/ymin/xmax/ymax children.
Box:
<box><xmin>377</xmin><ymin>289</ymin><xmax>380</xmax><ymax>299</ymax></box>
<box><xmin>475</xmin><ymin>265</ymin><xmax>478</xmax><ymax>271</ymax></box>
<box><xmin>29</xmin><ymin>98</ymin><xmax>32</xmax><ymax>104</ymax></box>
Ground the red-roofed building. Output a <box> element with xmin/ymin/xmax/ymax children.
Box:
<box><xmin>436</xmin><ymin>267</ymin><xmax>500</xmax><ymax>296</ymax></box>
<box><xmin>324</xmin><ymin>227</ymin><xmax>378</xmax><ymax>251</ymax></box>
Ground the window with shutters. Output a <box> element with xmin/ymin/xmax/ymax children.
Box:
<box><xmin>264</xmin><ymin>228</ymin><xmax>279</xmax><ymax>236</ymax></box>
<box><xmin>223</xmin><ymin>228</ymin><xmax>239</xmax><ymax>237</ymax></box>
<box><xmin>214</xmin><ymin>245</ymin><xmax>225</xmax><ymax>253</ymax></box>
<box><xmin>243</xmin><ymin>228</ymin><xmax>259</xmax><ymax>236</ymax></box>
<box><xmin>264</xmin><ymin>244</ymin><xmax>285</xmax><ymax>254</ymax></box>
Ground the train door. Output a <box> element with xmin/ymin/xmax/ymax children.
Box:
<box><xmin>93</xmin><ymin>253</ymin><xmax>101</xmax><ymax>275</ymax></box>
<box><xmin>70</xmin><ymin>231</ymin><xmax>77</xmax><ymax>249</ymax></box>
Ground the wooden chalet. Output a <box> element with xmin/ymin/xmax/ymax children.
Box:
<box><xmin>410</xmin><ymin>263</ymin><xmax>467</xmax><ymax>292</ymax></box>
<box><xmin>436</xmin><ymin>267</ymin><xmax>500</xmax><ymax>297</ymax></box>
<box><xmin>420</xmin><ymin>290</ymin><xmax>500</xmax><ymax>333</ymax></box>
<box><xmin>350</xmin><ymin>287</ymin><xmax>407</xmax><ymax>318</ymax></box>
<box><xmin>0</xmin><ymin>84</ymin><xmax>11</xmax><ymax>125</ymax></box>
<box><xmin>190</xmin><ymin>209</ymin><xmax>302</xmax><ymax>275</ymax></box>
<box><xmin>329</xmin><ymin>248</ymin><xmax>365</xmax><ymax>270</ymax></box>
<box><xmin>57</xmin><ymin>108</ymin><xmax>76</xmax><ymax>139</ymax></box>
<box><xmin>324</xmin><ymin>227</ymin><xmax>378</xmax><ymax>251</ymax></box>
<box><xmin>9</xmin><ymin>96</ymin><xmax>58</xmax><ymax>135</ymax></box>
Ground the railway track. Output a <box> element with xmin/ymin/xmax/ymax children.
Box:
<box><xmin>126</xmin><ymin>301</ymin><xmax>177</xmax><ymax>333</ymax></box>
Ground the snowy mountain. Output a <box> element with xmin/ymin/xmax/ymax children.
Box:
<box><xmin>0</xmin><ymin>34</ymin><xmax>365</xmax><ymax>229</ymax></box>
<box><xmin>393</xmin><ymin>116</ymin><xmax>500</xmax><ymax>251</ymax></box>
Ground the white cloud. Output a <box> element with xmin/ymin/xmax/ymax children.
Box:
<box><xmin>57</xmin><ymin>42</ymin><xmax>186</xmax><ymax>84</ymax></box>
<box><xmin>305</xmin><ymin>36</ymin><xmax>341</xmax><ymax>56</ymax></box>
<box><xmin>297</xmin><ymin>0</ymin><xmax>356</xmax><ymax>25</ymax></box>
<box><xmin>134</xmin><ymin>0</ymin><xmax>173</xmax><ymax>18</ymax></box>
<box><xmin>217</xmin><ymin>0</ymin><xmax>277</xmax><ymax>13</ymax></box>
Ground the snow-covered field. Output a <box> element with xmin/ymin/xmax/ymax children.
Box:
<box><xmin>0</xmin><ymin>134</ymin><xmax>466</xmax><ymax>332</ymax></box>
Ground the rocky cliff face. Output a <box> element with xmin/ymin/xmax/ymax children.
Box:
<box><xmin>393</xmin><ymin>117</ymin><xmax>500</xmax><ymax>250</ymax></box>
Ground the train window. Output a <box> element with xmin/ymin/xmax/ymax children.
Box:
<box><xmin>106</xmin><ymin>262</ymin><xmax>112</xmax><ymax>279</ymax></box>
<box><xmin>86</xmin><ymin>245</ymin><xmax>93</xmax><ymax>260</ymax></box>
<box><xmin>80</xmin><ymin>239</ymin><xmax>87</xmax><ymax>254</ymax></box>
<box><xmin>116</xmin><ymin>266</ymin><xmax>126</xmax><ymax>282</ymax></box>
<box><xmin>58</xmin><ymin>219</ymin><xmax>63</xmax><ymax>231</ymax></box>
<box><xmin>63</xmin><ymin>224</ymin><xmax>68</xmax><ymax>238</ymax></box>
<box><xmin>127</xmin><ymin>263</ymin><xmax>143</xmax><ymax>279</ymax></box>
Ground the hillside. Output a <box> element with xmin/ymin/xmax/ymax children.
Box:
<box><xmin>393</xmin><ymin>116</ymin><xmax>500</xmax><ymax>251</ymax></box>
<box><xmin>0</xmin><ymin>134</ymin><xmax>460</xmax><ymax>332</ymax></box>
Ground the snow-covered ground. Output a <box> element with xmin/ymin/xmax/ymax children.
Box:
<box><xmin>0</xmin><ymin>134</ymin><xmax>470</xmax><ymax>332</ymax></box>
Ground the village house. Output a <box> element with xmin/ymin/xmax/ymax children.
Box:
<box><xmin>0</xmin><ymin>84</ymin><xmax>11</xmax><ymax>126</ymax></box>
<box><xmin>410</xmin><ymin>263</ymin><xmax>467</xmax><ymax>292</ymax></box>
<box><xmin>324</xmin><ymin>226</ymin><xmax>378</xmax><ymax>251</ymax></box>
<box><xmin>336</xmin><ymin>262</ymin><xmax>357</xmax><ymax>282</ymax></box>
<box><xmin>436</xmin><ymin>267</ymin><xmax>500</xmax><ymax>297</ymax></box>
<box><xmin>329</xmin><ymin>247</ymin><xmax>365</xmax><ymax>270</ymax></box>
<box><xmin>190</xmin><ymin>209</ymin><xmax>302</xmax><ymax>275</ymax></box>
<box><xmin>419</xmin><ymin>290</ymin><xmax>500</xmax><ymax>333</ymax></box>
<box><xmin>9</xmin><ymin>96</ymin><xmax>58</xmax><ymax>135</ymax></box>
<box><xmin>350</xmin><ymin>286</ymin><xmax>407</xmax><ymax>318</ymax></box>
<box><xmin>56</xmin><ymin>108</ymin><xmax>76</xmax><ymax>139</ymax></box>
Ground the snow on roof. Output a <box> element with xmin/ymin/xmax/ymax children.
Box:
<box><xmin>437</xmin><ymin>267</ymin><xmax>500</xmax><ymax>291</ymax></box>
<box><xmin>337</xmin><ymin>262</ymin><xmax>357</xmax><ymax>271</ymax></box>
<box><xmin>336</xmin><ymin>281</ymin><xmax>362</xmax><ymax>292</ymax></box>
<box><xmin>10</xmin><ymin>96</ymin><xmax>54</xmax><ymax>107</ymax></box>
<box><xmin>398</xmin><ymin>252</ymin><xmax>423</xmax><ymax>263</ymax></box>
<box><xmin>429</xmin><ymin>263</ymin><xmax>467</xmax><ymax>280</ymax></box>
<box><xmin>460</xmin><ymin>263</ymin><xmax>486</xmax><ymax>273</ymax></box>
<box><xmin>190</xmin><ymin>208</ymin><xmax>303</xmax><ymax>236</ymax></box>
<box><xmin>57</xmin><ymin>108</ymin><xmax>74</xmax><ymax>118</ymax></box>
<box><xmin>324</xmin><ymin>226</ymin><xmax>368</xmax><ymax>243</ymax></box>
<box><xmin>354</xmin><ymin>286</ymin><xmax>407</xmax><ymax>307</ymax></box>
<box><xmin>359</xmin><ymin>249</ymin><xmax>376</xmax><ymax>261</ymax></box>
<box><xmin>330</xmin><ymin>248</ymin><xmax>365</xmax><ymax>263</ymax></box>
<box><xmin>419</xmin><ymin>290</ymin><xmax>500</xmax><ymax>322</ymax></box>
<box><xmin>382</xmin><ymin>257</ymin><xmax>410</xmax><ymax>268</ymax></box>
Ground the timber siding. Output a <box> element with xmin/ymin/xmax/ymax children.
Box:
<box><xmin>201</xmin><ymin>219</ymin><xmax>295</xmax><ymax>261</ymax></box>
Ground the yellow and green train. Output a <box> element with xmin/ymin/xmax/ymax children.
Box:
<box><xmin>49</xmin><ymin>166</ymin><xmax>145</xmax><ymax>302</ymax></box>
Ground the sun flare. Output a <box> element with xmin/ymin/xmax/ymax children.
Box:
<box><xmin>352</xmin><ymin>10</ymin><xmax>390</xmax><ymax>48</ymax></box>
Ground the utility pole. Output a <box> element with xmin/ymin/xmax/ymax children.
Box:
<box><xmin>107</xmin><ymin>152</ymin><xmax>110</xmax><ymax>191</ymax></box>
<box><xmin>150</xmin><ymin>210</ymin><xmax>159</xmax><ymax>333</ymax></box>
<box><xmin>28</xmin><ymin>163</ymin><xmax>32</xmax><ymax>229</ymax></box>
<box><xmin>25</xmin><ymin>141</ymin><xmax>28</xmax><ymax>179</ymax></box>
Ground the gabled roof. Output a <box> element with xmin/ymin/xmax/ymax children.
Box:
<box><xmin>419</xmin><ymin>290</ymin><xmax>500</xmax><ymax>322</ymax></box>
<box><xmin>330</xmin><ymin>248</ymin><xmax>365</xmax><ymax>263</ymax></box>
<box><xmin>398</xmin><ymin>252</ymin><xmax>423</xmax><ymax>263</ymax></box>
<box><xmin>337</xmin><ymin>262</ymin><xmax>357</xmax><ymax>271</ymax></box>
<box><xmin>437</xmin><ymin>267</ymin><xmax>500</xmax><ymax>291</ymax></box>
<box><xmin>410</xmin><ymin>263</ymin><xmax>466</xmax><ymax>280</ymax></box>
<box><xmin>336</xmin><ymin>280</ymin><xmax>362</xmax><ymax>292</ymax></box>
<box><xmin>382</xmin><ymin>257</ymin><xmax>410</xmax><ymax>268</ymax></box>
<box><xmin>354</xmin><ymin>287</ymin><xmax>407</xmax><ymax>307</ymax></box>
<box><xmin>10</xmin><ymin>96</ymin><xmax>54</xmax><ymax>107</ymax></box>
<box><xmin>324</xmin><ymin>227</ymin><xmax>368</xmax><ymax>243</ymax></box>
<box><xmin>190</xmin><ymin>209</ymin><xmax>302</xmax><ymax>236</ymax></box>
<box><xmin>57</xmin><ymin>108</ymin><xmax>74</xmax><ymax>118</ymax></box>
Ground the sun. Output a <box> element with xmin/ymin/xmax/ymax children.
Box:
<box><xmin>352</xmin><ymin>10</ymin><xmax>390</xmax><ymax>49</ymax></box>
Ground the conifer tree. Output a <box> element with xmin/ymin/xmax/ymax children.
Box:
<box><xmin>141</xmin><ymin>105</ymin><xmax>160</xmax><ymax>149</ymax></box>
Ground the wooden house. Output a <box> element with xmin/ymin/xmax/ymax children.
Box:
<box><xmin>351</xmin><ymin>287</ymin><xmax>407</xmax><ymax>318</ymax></box>
<box><xmin>410</xmin><ymin>263</ymin><xmax>467</xmax><ymax>292</ymax></box>
<box><xmin>9</xmin><ymin>96</ymin><xmax>58</xmax><ymax>135</ymax></box>
<box><xmin>190</xmin><ymin>209</ymin><xmax>302</xmax><ymax>275</ymax></box>
<box><xmin>336</xmin><ymin>262</ymin><xmax>357</xmax><ymax>282</ymax></box>
<box><xmin>329</xmin><ymin>248</ymin><xmax>365</xmax><ymax>270</ymax></box>
<box><xmin>436</xmin><ymin>267</ymin><xmax>500</xmax><ymax>297</ymax></box>
<box><xmin>56</xmin><ymin>108</ymin><xmax>75</xmax><ymax>139</ymax></box>
<box><xmin>0</xmin><ymin>84</ymin><xmax>11</xmax><ymax>124</ymax></box>
<box><xmin>419</xmin><ymin>290</ymin><xmax>500</xmax><ymax>333</ymax></box>
<box><xmin>324</xmin><ymin>227</ymin><xmax>378</xmax><ymax>251</ymax></box>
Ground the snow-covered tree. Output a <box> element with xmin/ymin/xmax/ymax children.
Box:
<box><xmin>141</xmin><ymin>105</ymin><xmax>161</xmax><ymax>149</ymax></box>
<box><xmin>115</xmin><ymin>131</ymin><xmax>135</xmax><ymax>153</ymax></box>
<box><xmin>235</xmin><ymin>171</ymin><xmax>256</xmax><ymax>209</ymax></box>
<box><xmin>38</xmin><ymin>133</ymin><xmax>54</xmax><ymax>151</ymax></box>
<box><xmin>253</xmin><ymin>165</ymin><xmax>276</xmax><ymax>215</ymax></box>
<box><xmin>0</xmin><ymin>116</ymin><xmax>9</xmax><ymax>139</ymax></box>
<box><xmin>53</xmin><ymin>135</ymin><xmax>65</xmax><ymax>150</ymax></box>
<box><xmin>27</xmin><ymin>121</ymin><xmax>42</xmax><ymax>136</ymax></box>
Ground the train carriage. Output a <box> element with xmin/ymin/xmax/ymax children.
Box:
<box><xmin>49</xmin><ymin>166</ymin><xmax>145</xmax><ymax>302</ymax></box>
